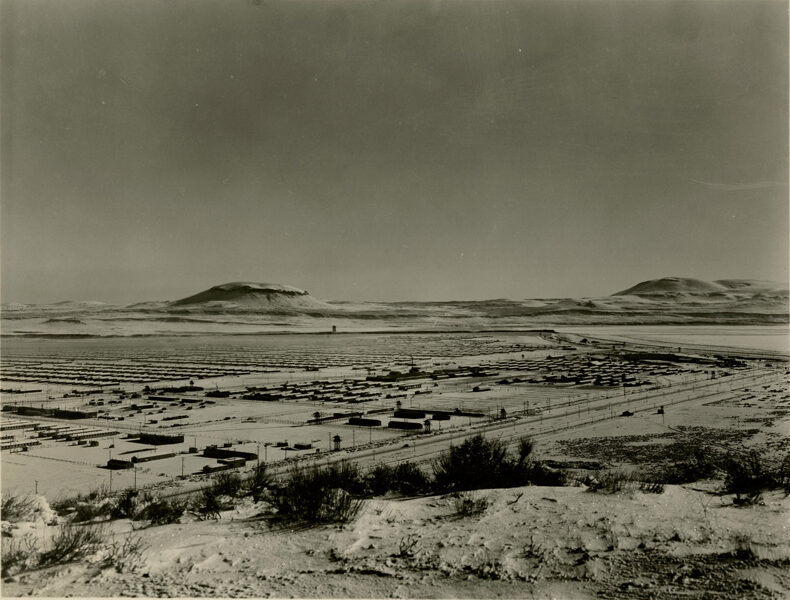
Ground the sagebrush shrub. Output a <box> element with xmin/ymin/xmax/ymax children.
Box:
<box><xmin>651</xmin><ymin>447</ymin><xmax>720</xmax><ymax>484</ymax></box>
<box><xmin>367</xmin><ymin>464</ymin><xmax>397</xmax><ymax>496</ymax></box>
<box><xmin>40</xmin><ymin>523</ymin><xmax>103</xmax><ymax>566</ymax></box>
<box><xmin>523</xmin><ymin>462</ymin><xmax>567</xmax><ymax>487</ymax></box>
<box><xmin>211</xmin><ymin>472</ymin><xmax>243</xmax><ymax>497</ymax></box>
<box><xmin>392</xmin><ymin>462</ymin><xmax>431</xmax><ymax>495</ymax></box>
<box><xmin>271</xmin><ymin>464</ymin><xmax>364</xmax><ymax>524</ymax></box>
<box><xmin>111</xmin><ymin>489</ymin><xmax>139</xmax><ymax>519</ymax></box>
<box><xmin>587</xmin><ymin>470</ymin><xmax>634</xmax><ymax>494</ymax></box>
<box><xmin>776</xmin><ymin>453</ymin><xmax>790</xmax><ymax>494</ymax></box>
<box><xmin>137</xmin><ymin>497</ymin><xmax>186</xmax><ymax>525</ymax></box>
<box><xmin>72</xmin><ymin>500</ymin><xmax>113</xmax><ymax>523</ymax></box>
<box><xmin>1</xmin><ymin>493</ymin><xmax>37</xmax><ymax>523</ymax></box>
<box><xmin>453</xmin><ymin>492</ymin><xmax>489</xmax><ymax>517</ymax></box>
<box><xmin>517</xmin><ymin>438</ymin><xmax>534</xmax><ymax>464</ymax></box>
<box><xmin>1</xmin><ymin>534</ymin><xmax>38</xmax><ymax>575</ymax></box>
<box><xmin>433</xmin><ymin>435</ymin><xmax>510</xmax><ymax>492</ymax></box>
<box><xmin>195</xmin><ymin>486</ymin><xmax>224</xmax><ymax>520</ymax></box>
<box><xmin>397</xmin><ymin>534</ymin><xmax>420</xmax><ymax>557</ymax></box>
<box><xmin>323</xmin><ymin>462</ymin><xmax>367</xmax><ymax>495</ymax></box>
<box><xmin>433</xmin><ymin>435</ymin><xmax>556</xmax><ymax>492</ymax></box>
<box><xmin>247</xmin><ymin>463</ymin><xmax>271</xmax><ymax>502</ymax></box>
<box><xmin>366</xmin><ymin>462</ymin><xmax>431</xmax><ymax>496</ymax></box>
<box><xmin>102</xmin><ymin>532</ymin><xmax>148</xmax><ymax>573</ymax></box>
<box><xmin>723</xmin><ymin>451</ymin><xmax>775</xmax><ymax>504</ymax></box>
<box><xmin>638</xmin><ymin>481</ymin><xmax>665</xmax><ymax>494</ymax></box>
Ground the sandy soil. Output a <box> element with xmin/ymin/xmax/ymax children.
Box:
<box><xmin>3</xmin><ymin>483</ymin><xmax>789</xmax><ymax>599</ymax></box>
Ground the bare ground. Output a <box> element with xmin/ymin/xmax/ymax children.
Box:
<box><xmin>3</xmin><ymin>482</ymin><xmax>789</xmax><ymax>599</ymax></box>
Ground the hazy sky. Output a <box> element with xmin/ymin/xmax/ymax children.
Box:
<box><xmin>2</xmin><ymin>0</ymin><xmax>787</xmax><ymax>304</ymax></box>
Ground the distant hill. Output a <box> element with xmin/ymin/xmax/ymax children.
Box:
<box><xmin>614</xmin><ymin>277</ymin><xmax>730</xmax><ymax>296</ymax></box>
<box><xmin>169</xmin><ymin>282</ymin><xmax>331</xmax><ymax>312</ymax></box>
<box><xmin>614</xmin><ymin>277</ymin><xmax>788</xmax><ymax>300</ymax></box>
<box><xmin>51</xmin><ymin>300</ymin><xmax>111</xmax><ymax>307</ymax></box>
<box><xmin>715</xmin><ymin>279</ymin><xmax>789</xmax><ymax>294</ymax></box>
<box><xmin>2</xmin><ymin>276</ymin><xmax>786</xmax><ymax>333</ymax></box>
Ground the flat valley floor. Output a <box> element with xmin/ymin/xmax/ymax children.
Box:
<box><xmin>1</xmin><ymin>325</ymin><xmax>788</xmax><ymax>598</ymax></box>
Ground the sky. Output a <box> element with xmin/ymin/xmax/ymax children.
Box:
<box><xmin>1</xmin><ymin>0</ymin><xmax>788</xmax><ymax>304</ymax></box>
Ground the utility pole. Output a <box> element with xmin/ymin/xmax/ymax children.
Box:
<box><xmin>181</xmin><ymin>456</ymin><xmax>185</xmax><ymax>478</ymax></box>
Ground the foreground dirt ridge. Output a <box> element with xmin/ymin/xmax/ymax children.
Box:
<box><xmin>2</xmin><ymin>485</ymin><xmax>789</xmax><ymax>599</ymax></box>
